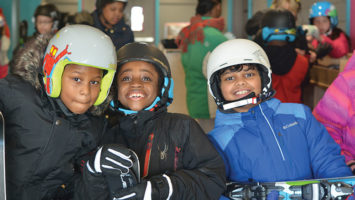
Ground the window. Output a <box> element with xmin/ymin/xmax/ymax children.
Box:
<box><xmin>131</xmin><ymin>6</ymin><xmax>144</xmax><ymax>31</ymax></box>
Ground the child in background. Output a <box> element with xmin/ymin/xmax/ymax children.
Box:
<box><xmin>77</xmin><ymin>42</ymin><xmax>226</xmax><ymax>200</ymax></box>
<box><xmin>176</xmin><ymin>0</ymin><xmax>227</xmax><ymax>133</ymax></box>
<box><xmin>11</xmin><ymin>3</ymin><xmax>61</xmax><ymax>62</ymax></box>
<box><xmin>32</xmin><ymin>3</ymin><xmax>61</xmax><ymax>36</ymax></box>
<box><xmin>313</xmin><ymin>53</ymin><xmax>355</xmax><ymax>175</ymax></box>
<box><xmin>92</xmin><ymin>0</ymin><xmax>134</xmax><ymax>51</ymax></box>
<box><xmin>207</xmin><ymin>39</ymin><xmax>351</xmax><ymax>184</ymax></box>
<box><xmin>309</xmin><ymin>1</ymin><xmax>350</xmax><ymax>58</ymax></box>
<box><xmin>255</xmin><ymin>9</ymin><xmax>308</xmax><ymax>103</ymax></box>
<box><xmin>1</xmin><ymin>25</ymin><xmax>117</xmax><ymax>199</ymax></box>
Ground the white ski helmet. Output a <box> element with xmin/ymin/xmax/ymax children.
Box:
<box><xmin>207</xmin><ymin>39</ymin><xmax>274</xmax><ymax>110</ymax></box>
<box><xmin>42</xmin><ymin>24</ymin><xmax>117</xmax><ymax>106</ymax></box>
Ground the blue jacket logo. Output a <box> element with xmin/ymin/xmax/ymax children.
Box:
<box><xmin>283</xmin><ymin>121</ymin><xmax>298</xmax><ymax>130</ymax></box>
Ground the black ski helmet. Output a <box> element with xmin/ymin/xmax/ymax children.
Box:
<box><xmin>95</xmin><ymin>0</ymin><xmax>128</xmax><ymax>12</ymax></box>
<box><xmin>112</xmin><ymin>42</ymin><xmax>174</xmax><ymax>114</ymax></box>
<box><xmin>261</xmin><ymin>9</ymin><xmax>296</xmax><ymax>43</ymax></box>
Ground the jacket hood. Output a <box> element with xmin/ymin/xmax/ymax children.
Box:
<box><xmin>11</xmin><ymin>33</ymin><xmax>111</xmax><ymax>116</ymax></box>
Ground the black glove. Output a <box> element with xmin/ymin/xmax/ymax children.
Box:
<box><xmin>86</xmin><ymin>144</ymin><xmax>140</xmax><ymax>196</ymax></box>
<box><xmin>315</xmin><ymin>42</ymin><xmax>333</xmax><ymax>59</ymax></box>
<box><xmin>87</xmin><ymin>144</ymin><xmax>135</xmax><ymax>175</ymax></box>
<box><xmin>113</xmin><ymin>174</ymin><xmax>173</xmax><ymax>200</ymax></box>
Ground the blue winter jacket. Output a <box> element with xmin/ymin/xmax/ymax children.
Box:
<box><xmin>208</xmin><ymin>98</ymin><xmax>352</xmax><ymax>183</ymax></box>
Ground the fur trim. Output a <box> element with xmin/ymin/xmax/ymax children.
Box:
<box><xmin>11</xmin><ymin>33</ymin><xmax>52</xmax><ymax>90</ymax></box>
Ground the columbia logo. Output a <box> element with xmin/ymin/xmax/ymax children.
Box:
<box><xmin>283</xmin><ymin>122</ymin><xmax>298</xmax><ymax>129</ymax></box>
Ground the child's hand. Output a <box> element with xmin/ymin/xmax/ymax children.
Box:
<box><xmin>86</xmin><ymin>144</ymin><xmax>135</xmax><ymax>176</ymax></box>
<box><xmin>315</xmin><ymin>42</ymin><xmax>333</xmax><ymax>59</ymax></box>
<box><xmin>113</xmin><ymin>174</ymin><xmax>173</xmax><ymax>200</ymax></box>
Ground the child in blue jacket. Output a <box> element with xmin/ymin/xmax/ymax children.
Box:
<box><xmin>206</xmin><ymin>39</ymin><xmax>352</xmax><ymax>185</ymax></box>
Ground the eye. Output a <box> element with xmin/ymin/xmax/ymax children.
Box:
<box><xmin>245</xmin><ymin>72</ymin><xmax>255</xmax><ymax>78</ymax></box>
<box><xmin>90</xmin><ymin>80</ymin><xmax>100</xmax><ymax>85</ymax></box>
<box><xmin>121</xmin><ymin>76</ymin><xmax>131</xmax><ymax>81</ymax></box>
<box><xmin>142</xmin><ymin>76</ymin><xmax>152</xmax><ymax>81</ymax></box>
<box><xmin>225</xmin><ymin>76</ymin><xmax>234</xmax><ymax>81</ymax></box>
<box><xmin>73</xmin><ymin>77</ymin><xmax>81</xmax><ymax>82</ymax></box>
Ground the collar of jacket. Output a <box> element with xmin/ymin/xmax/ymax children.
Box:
<box><xmin>118</xmin><ymin>108</ymin><xmax>166</xmax><ymax>138</ymax></box>
<box><xmin>214</xmin><ymin>98</ymin><xmax>280</xmax><ymax>126</ymax></box>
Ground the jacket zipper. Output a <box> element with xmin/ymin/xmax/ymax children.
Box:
<box><xmin>143</xmin><ymin>132</ymin><xmax>154</xmax><ymax>178</ymax></box>
<box><xmin>258</xmin><ymin>104</ymin><xmax>285</xmax><ymax>161</ymax></box>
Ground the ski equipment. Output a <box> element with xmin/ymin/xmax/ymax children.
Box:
<box><xmin>261</xmin><ymin>9</ymin><xmax>296</xmax><ymax>43</ymax></box>
<box><xmin>0</xmin><ymin>111</ymin><xmax>6</xmax><ymax>200</ymax></box>
<box><xmin>225</xmin><ymin>176</ymin><xmax>355</xmax><ymax>200</ymax></box>
<box><xmin>309</xmin><ymin>1</ymin><xmax>338</xmax><ymax>28</ymax></box>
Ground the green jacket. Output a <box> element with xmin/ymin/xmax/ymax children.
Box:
<box><xmin>181</xmin><ymin>18</ymin><xmax>227</xmax><ymax>119</ymax></box>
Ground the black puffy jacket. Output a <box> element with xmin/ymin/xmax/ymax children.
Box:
<box><xmin>77</xmin><ymin>108</ymin><xmax>226</xmax><ymax>200</ymax></box>
<box><xmin>1</xmin><ymin>34</ymin><xmax>108</xmax><ymax>200</ymax></box>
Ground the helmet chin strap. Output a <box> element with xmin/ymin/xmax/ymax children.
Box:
<box><xmin>222</xmin><ymin>92</ymin><xmax>259</xmax><ymax>110</ymax></box>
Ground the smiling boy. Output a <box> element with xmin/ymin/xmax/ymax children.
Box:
<box><xmin>0</xmin><ymin>25</ymin><xmax>116</xmax><ymax>200</ymax></box>
<box><xmin>206</xmin><ymin>39</ymin><xmax>351</xmax><ymax>185</ymax></box>
<box><xmin>79</xmin><ymin>42</ymin><xmax>226</xmax><ymax>200</ymax></box>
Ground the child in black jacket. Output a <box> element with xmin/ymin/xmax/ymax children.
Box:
<box><xmin>78</xmin><ymin>42</ymin><xmax>226</xmax><ymax>200</ymax></box>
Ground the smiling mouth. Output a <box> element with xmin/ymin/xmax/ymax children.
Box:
<box><xmin>128</xmin><ymin>92</ymin><xmax>145</xmax><ymax>100</ymax></box>
<box><xmin>234</xmin><ymin>90</ymin><xmax>252</xmax><ymax>98</ymax></box>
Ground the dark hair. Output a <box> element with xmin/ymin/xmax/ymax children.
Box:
<box><xmin>218</xmin><ymin>64</ymin><xmax>258</xmax><ymax>80</ymax></box>
<box><xmin>330</xmin><ymin>27</ymin><xmax>352</xmax><ymax>51</ymax></box>
<box><xmin>96</xmin><ymin>0</ymin><xmax>127</xmax><ymax>12</ymax></box>
<box><xmin>34</xmin><ymin>3</ymin><xmax>60</xmax><ymax>19</ymax></box>
<box><xmin>196</xmin><ymin>0</ymin><xmax>221</xmax><ymax>15</ymax></box>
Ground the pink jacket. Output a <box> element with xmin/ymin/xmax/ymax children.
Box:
<box><xmin>312</xmin><ymin>32</ymin><xmax>349</xmax><ymax>58</ymax></box>
<box><xmin>313</xmin><ymin>51</ymin><xmax>355</xmax><ymax>163</ymax></box>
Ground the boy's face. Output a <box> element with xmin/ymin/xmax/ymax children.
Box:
<box><xmin>220</xmin><ymin>65</ymin><xmax>261</xmax><ymax>113</ymax></box>
<box><xmin>60</xmin><ymin>64</ymin><xmax>103</xmax><ymax>114</ymax></box>
<box><xmin>313</xmin><ymin>16</ymin><xmax>331</xmax><ymax>35</ymax></box>
<box><xmin>36</xmin><ymin>15</ymin><xmax>53</xmax><ymax>34</ymax></box>
<box><xmin>101</xmin><ymin>2</ymin><xmax>125</xmax><ymax>26</ymax></box>
<box><xmin>117</xmin><ymin>61</ymin><xmax>159</xmax><ymax>111</ymax></box>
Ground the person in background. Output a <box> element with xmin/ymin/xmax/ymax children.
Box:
<box><xmin>309</xmin><ymin>1</ymin><xmax>350</xmax><ymax>58</ymax></box>
<box><xmin>246</xmin><ymin>0</ymin><xmax>310</xmax><ymax>57</ymax></box>
<box><xmin>92</xmin><ymin>0</ymin><xmax>134</xmax><ymax>51</ymax></box>
<box><xmin>76</xmin><ymin>42</ymin><xmax>226</xmax><ymax>200</ymax></box>
<box><xmin>1</xmin><ymin>25</ymin><xmax>117</xmax><ymax>200</ymax></box>
<box><xmin>65</xmin><ymin>10</ymin><xmax>94</xmax><ymax>26</ymax></box>
<box><xmin>245</xmin><ymin>0</ymin><xmax>300</xmax><ymax>37</ymax></box>
<box><xmin>0</xmin><ymin>8</ymin><xmax>10</xmax><ymax>79</ymax></box>
<box><xmin>32</xmin><ymin>3</ymin><xmax>61</xmax><ymax>37</ymax></box>
<box><xmin>175</xmin><ymin>0</ymin><xmax>227</xmax><ymax>133</ymax></box>
<box><xmin>206</xmin><ymin>39</ymin><xmax>352</xmax><ymax>195</ymax></box>
<box><xmin>11</xmin><ymin>3</ymin><xmax>61</xmax><ymax>65</ymax></box>
<box><xmin>313</xmin><ymin>52</ymin><xmax>355</xmax><ymax>175</ymax></box>
<box><xmin>255</xmin><ymin>9</ymin><xmax>308</xmax><ymax>103</ymax></box>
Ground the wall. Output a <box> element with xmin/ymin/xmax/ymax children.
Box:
<box><xmin>0</xmin><ymin>0</ymin><xmax>42</xmax><ymax>60</ymax></box>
